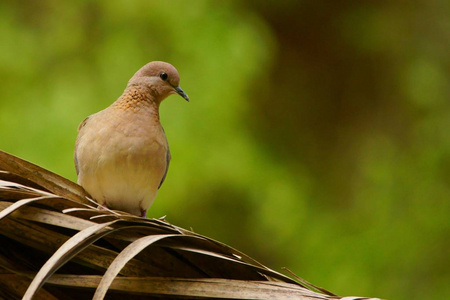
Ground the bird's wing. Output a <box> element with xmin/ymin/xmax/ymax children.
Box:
<box><xmin>158</xmin><ymin>147</ymin><xmax>171</xmax><ymax>189</ymax></box>
<box><xmin>77</xmin><ymin>116</ymin><xmax>91</xmax><ymax>132</ymax></box>
<box><xmin>74</xmin><ymin>116</ymin><xmax>91</xmax><ymax>175</ymax></box>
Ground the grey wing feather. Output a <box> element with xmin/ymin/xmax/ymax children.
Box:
<box><xmin>74</xmin><ymin>116</ymin><xmax>91</xmax><ymax>176</ymax></box>
<box><xmin>74</xmin><ymin>156</ymin><xmax>79</xmax><ymax>176</ymax></box>
<box><xmin>158</xmin><ymin>148</ymin><xmax>171</xmax><ymax>189</ymax></box>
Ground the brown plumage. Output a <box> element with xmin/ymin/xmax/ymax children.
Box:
<box><xmin>74</xmin><ymin>61</ymin><xmax>189</xmax><ymax>217</ymax></box>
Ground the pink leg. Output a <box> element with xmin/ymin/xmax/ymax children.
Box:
<box><xmin>140</xmin><ymin>209</ymin><xmax>147</xmax><ymax>218</ymax></box>
<box><xmin>98</xmin><ymin>204</ymin><xmax>109</xmax><ymax>210</ymax></box>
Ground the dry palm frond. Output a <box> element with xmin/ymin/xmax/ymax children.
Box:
<box><xmin>0</xmin><ymin>150</ymin><xmax>381</xmax><ymax>300</ymax></box>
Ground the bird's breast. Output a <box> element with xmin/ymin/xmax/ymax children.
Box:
<box><xmin>76</xmin><ymin>109</ymin><xmax>168</xmax><ymax>213</ymax></box>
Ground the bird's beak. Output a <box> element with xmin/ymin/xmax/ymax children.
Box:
<box><xmin>175</xmin><ymin>86</ymin><xmax>189</xmax><ymax>102</ymax></box>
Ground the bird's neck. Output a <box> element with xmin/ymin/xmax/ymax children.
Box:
<box><xmin>112</xmin><ymin>87</ymin><xmax>161</xmax><ymax>122</ymax></box>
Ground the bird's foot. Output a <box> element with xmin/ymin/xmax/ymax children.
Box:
<box><xmin>140</xmin><ymin>209</ymin><xmax>147</xmax><ymax>218</ymax></box>
<box><xmin>98</xmin><ymin>204</ymin><xmax>109</xmax><ymax>211</ymax></box>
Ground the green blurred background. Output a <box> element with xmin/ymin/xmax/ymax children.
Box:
<box><xmin>1</xmin><ymin>1</ymin><xmax>449</xmax><ymax>299</ymax></box>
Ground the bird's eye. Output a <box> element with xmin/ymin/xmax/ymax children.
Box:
<box><xmin>160</xmin><ymin>72</ymin><xmax>168</xmax><ymax>81</ymax></box>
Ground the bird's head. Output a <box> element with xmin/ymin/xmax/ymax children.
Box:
<box><xmin>127</xmin><ymin>61</ymin><xmax>189</xmax><ymax>102</ymax></box>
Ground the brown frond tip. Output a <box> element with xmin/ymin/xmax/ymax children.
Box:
<box><xmin>0</xmin><ymin>150</ymin><xmax>382</xmax><ymax>300</ymax></box>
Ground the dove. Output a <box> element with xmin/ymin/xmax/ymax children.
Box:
<box><xmin>74</xmin><ymin>61</ymin><xmax>189</xmax><ymax>217</ymax></box>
